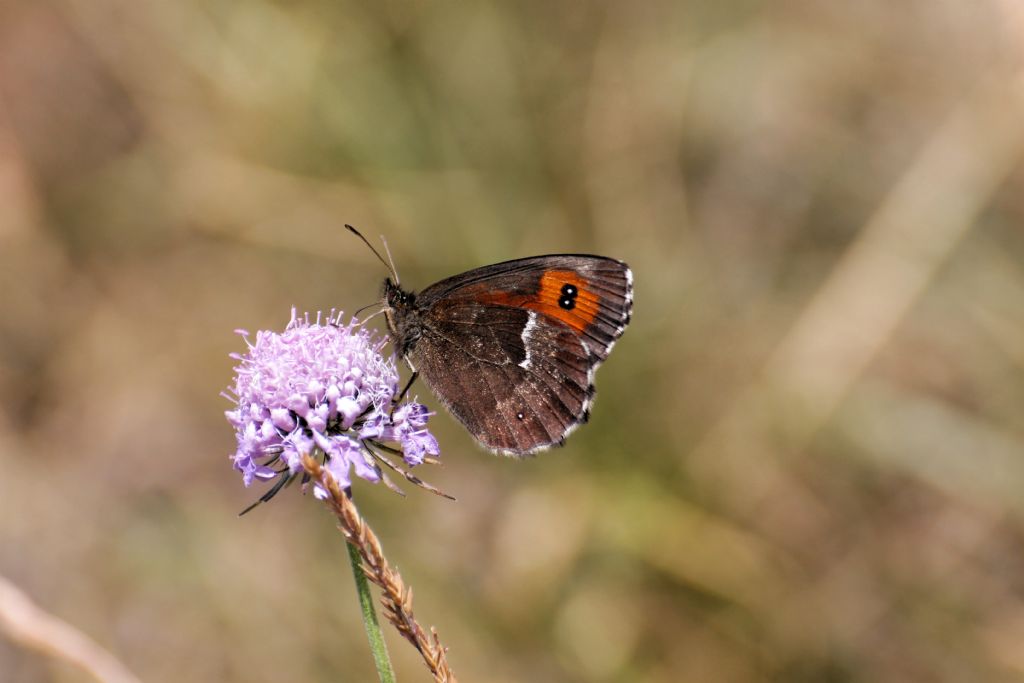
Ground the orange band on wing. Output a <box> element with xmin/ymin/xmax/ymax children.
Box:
<box><xmin>480</xmin><ymin>270</ymin><xmax>599</xmax><ymax>333</ymax></box>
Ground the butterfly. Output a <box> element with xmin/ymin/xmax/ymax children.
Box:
<box><xmin>348</xmin><ymin>227</ymin><xmax>632</xmax><ymax>455</ymax></box>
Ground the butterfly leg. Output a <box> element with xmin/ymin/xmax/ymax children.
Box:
<box><xmin>390</xmin><ymin>358</ymin><xmax>419</xmax><ymax>417</ymax></box>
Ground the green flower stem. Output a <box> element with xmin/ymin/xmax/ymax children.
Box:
<box><xmin>348</xmin><ymin>542</ymin><xmax>396</xmax><ymax>683</ymax></box>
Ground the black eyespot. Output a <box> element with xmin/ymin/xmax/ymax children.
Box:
<box><xmin>559</xmin><ymin>297</ymin><xmax>575</xmax><ymax>310</ymax></box>
<box><xmin>516</xmin><ymin>411</ymin><xmax>525</xmax><ymax>420</ymax></box>
<box><xmin>561</xmin><ymin>283</ymin><xmax>578</xmax><ymax>297</ymax></box>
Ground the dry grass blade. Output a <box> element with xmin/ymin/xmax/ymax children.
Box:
<box><xmin>0</xmin><ymin>574</ymin><xmax>142</xmax><ymax>683</ymax></box>
<box><xmin>301</xmin><ymin>454</ymin><xmax>458</xmax><ymax>683</ymax></box>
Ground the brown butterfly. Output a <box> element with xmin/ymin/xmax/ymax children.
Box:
<box><xmin>350</xmin><ymin>227</ymin><xmax>632</xmax><ymax>455</ymax></box>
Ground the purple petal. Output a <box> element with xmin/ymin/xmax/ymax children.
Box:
<box><xmin>270</xmin><ymin>408</ymin><xmax>295</xmax><ymax>431</ymax></box>
<box><xmin>337</xmin><ymin>396</ymin><xmax>362</xmax><ymax>429</ymax></box>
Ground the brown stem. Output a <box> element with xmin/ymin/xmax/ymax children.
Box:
<box><xmin>302</xmin><ymin>454</ymin><xmax>458</xmax><ymax>683</ymax></box>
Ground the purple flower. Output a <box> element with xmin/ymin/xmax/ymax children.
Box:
<box><xmin>224</xmin><ymin>309</ymin><xmax>440</xmax><ymax>502</ymax></box>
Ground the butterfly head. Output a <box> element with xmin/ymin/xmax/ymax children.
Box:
<box><xmin>382</xmin><ymin>277</ymin><xmax>420</xmax><ymax>357</ymax></box>
<box><xmin>383</xmin><ymin>277</ymin><xmax>414</xmax><ymax>308</ymax></box>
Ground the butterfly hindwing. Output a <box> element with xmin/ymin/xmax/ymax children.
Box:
<box><xmin>411</xmin><ymin>303</ymin><xmax>592</xmax><ymax>454</ymax></box>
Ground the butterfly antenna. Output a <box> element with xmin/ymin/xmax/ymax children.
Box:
<box><xmin>379</xmin><ymin>234</ymin><xmax>400</xmax><ymax>286</ymax></box>
<box><xmin>345</xmin><ymin>224</ymin><xmax>398</xmax><ymax>282</ymax></box>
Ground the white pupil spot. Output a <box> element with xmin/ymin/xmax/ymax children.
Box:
<box><xmin>516</xmin><ymin>412</ymin><xmax>525</xmax><ymax>420</ymax></box>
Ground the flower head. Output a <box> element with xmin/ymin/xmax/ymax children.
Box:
<box><xmin>224</xmin><ymin>309</ymin><xmax>440</xmax><ymax>501</ymax></box>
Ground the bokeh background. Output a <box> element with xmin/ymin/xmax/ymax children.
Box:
<box><xmin>3</xmin><ymin>1</ymin><xmax>1024</xmax><ymax>681</ymax></box>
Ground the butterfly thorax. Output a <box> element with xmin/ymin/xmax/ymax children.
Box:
<box><xmin>382</xmin><ymin>278</ymin><xmax>422</xmax><ymax>358</ymax></box>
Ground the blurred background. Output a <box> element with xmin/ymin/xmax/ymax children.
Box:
<box><xmin>2</xmin><ymin>1</ymin><xmax>1024</xmax><ymax>681</ymax></box>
